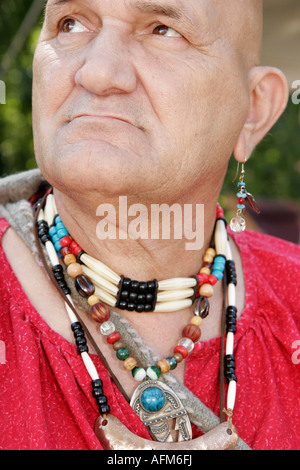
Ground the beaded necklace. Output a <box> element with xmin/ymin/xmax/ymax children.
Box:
<box><xmin>34</xmin><ymin>189</ymin><xmax>239</xmax><ymax>449</ymax></box>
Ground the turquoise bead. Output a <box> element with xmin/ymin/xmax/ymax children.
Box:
<box><xmin>211</xmin><ymin>270</ymin><xmax>223</xmax><ymax>280</ymax></box>
<box><xmin>57</xmin><ymin>228</ymin><xmax>69</xmax><ymax>239</ymax></box>
<box><xmin>166</xmin><ymin>356</ymin><xmax>177</xmax><ymax>370</ymax></box>
<box><xmin>49</xmin><ymin>226</ymin><xmax>57</xmax><ymax>237</ymax></box>
<box><xmin>141</xmin><ymin>387</ymin><xmax>165</xmax><ymax>412</ymax></box>
<box><xmin>54</xmin><ymin>241</ymin><xmax>62</xmax><ymax>252</ymax></box>
<box><xmin>237</xmin><ymin>204</ymin><xmax>246</xmax><ymax>210</ymax></box>
<box><xmin>237</xmin><ymin>192</ymin><xmax>247</xmax><ymax>199</ymax></box>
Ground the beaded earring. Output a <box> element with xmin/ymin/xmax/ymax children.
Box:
<box><xmin>230</xmin><ymin>160</ymin><xmax>260</xmax><ymax>233</ymax></box>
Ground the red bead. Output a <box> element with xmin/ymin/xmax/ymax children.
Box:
<box><xmin>174</xmin><ymin>345</ymin><xmax>188</xmax><ymax>359</ymax></box>
<box><xmin>70</xmin><ymin>240</ymin><xmax>83</xmax><ymax>256</ymax></box>
<box><xmin>60</xmin><ymin>246</ymin><xmax>72</xmax><ymax>257</ymax></box>
<box><xmin>60</xmin><ymin>236</ymin><xmax>72</xmax><ymax>247</ymax></box>
<box><xmin>208</xmin><ymin>274</ymin><xmax>218</xmax><ymax>286</ymax></box>
<box><xmin>238</xmin><ymin>197</ymin><xmax>245</xmax><ymax>205</ymax></box>
<box><xmin>196</xmin><ymin>273</ymin><xmax>209</xmax><ymax>286</ymax></box>
<box><xmin>107</xmin><ymin>332</ymin><xmax>121</xmax><ymax>344</ymax></box>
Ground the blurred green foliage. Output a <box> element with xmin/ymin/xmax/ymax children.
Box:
<box><xmin>0</xmin><ymin>1</ymin><xmax>299</xmax><ymax>211</ymax></box>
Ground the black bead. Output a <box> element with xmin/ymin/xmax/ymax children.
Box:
<box><xmin>40</xmin><ymin>234</ymin><xmax>52</xmax><ymax>245</ymax></box>
<box><xmin>122</xmin><ymin>278</ymin><xmax>131</xmax><ymax>289</ymax></box>
<box><xmin>144</xmin><ymin>304</ymin><xmax>153</xmax><ymax>312</ymax></box>
<box><xmin>92</xmin><ymin>379</ymin><xmax>103</xmax><ymax>389</ymax></box>
<box><xmin>99</xmin><ymin>404</ymin><xmax>110</xmax><ymax>415</ymax></box>
<box><xmin>76</xmin><ymin>336</ymin><xmax>87</xmax><ymax>347</ymax></box>
<box><xmin>96</xmin><ymin>396</ymin><xmax>107</xmax><ymax>406</ymax></box>
<box><xmin>147</xmin><ymin>281</ymin><xmax>156</xmax><ymax>292</ymax></box>
<box><xmin>77</xmin><ymin>343</ymin><xmax>89</xmax><ymax>354</ymax></box>
<box><xmin>129</xmin><ymin>292</ymin><xmax>138</xmax><ymax>302</ymax></box>
<box><xmin>118</xmin><ymin>300</ymin><xmax>128</xmax><ymax>310</ymax></box>
<box><xmin>76</xmin><ymin>250</ymin><xmax>85</xmax><ymax>264</ymax></box>
<box><xmin>52</xmin><ymin>264</ymin><xmax>63</xmax><ymax>274</ymax></box>
<box><xmin>138</xmin><ymin>282</ymin><xmax>148</xmax><ymax>293</ymax></box>
<box><xmin>120</xmin><ymin>290</ymin><xmax>129</xmax><ymax>300</ymax></box>
<box><xmin>130</xmin><ymin>281</ymin><xmax>140</xmax><ymax>292</ymax></box>
<box><xmin>62</xmin><ymin>286</ymin><xmax>71</xmax><ymax>295</ymax></box>
<box><xmin>127</xmin><ymin>302</ymin><xmax>136</xmax><ymax>311</ymax></box>
<box><xmin>92</xmin><ymin>387</ymin><xmax>104</xmax><ymax>398</ymax></box>
<box><xmin>136</xmin><ymin>304</ymin><xmax>145</xmax><ymax>313</ymax></box>
<box><xmin>71</xmin><ymin>322</ymin><xmax>82</xmax><ymax>332</ymax></box>
<box><xmin>73</xmin><ymin>329</ymin><xmax>85</xmax><ymax>339</ymax></box>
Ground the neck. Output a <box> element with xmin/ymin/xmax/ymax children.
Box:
<box><xmin>53</xmin><ymin>188</ymin><xmax>219</xmax><ymax>282</ymax></box>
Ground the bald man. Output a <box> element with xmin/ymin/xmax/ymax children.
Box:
<box><xmin>0</xmin><ymin>0</ymin><xmax>299</xmax><ymax>451</ymax></box>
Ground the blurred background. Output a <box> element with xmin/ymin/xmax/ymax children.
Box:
<box><xmin>0</xmin><ymin>0</ymin><xmax>299</xmax><ymax>243</ymax></box>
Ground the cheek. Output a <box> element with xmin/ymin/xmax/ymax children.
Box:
<box><xmin>32</xmin><ymin>43</ymin><xmax>79</xmax><ymax>122</ymax></box>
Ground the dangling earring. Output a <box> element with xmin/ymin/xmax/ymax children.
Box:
<box><xmin>230</xmin><ymin>159</ymin><xmax>260</xmax><ymax>234</ymax></box>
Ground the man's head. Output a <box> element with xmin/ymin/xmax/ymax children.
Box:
<box><xmin>32</xmin><ymin>0</ymin><xmax>288</xmax><ymax>207</ymax></box>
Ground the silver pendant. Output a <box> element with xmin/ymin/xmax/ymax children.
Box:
<box><xmin>130</xmin><ymin>380</ymin><xmax>192</xmax><ymax>443</ymax></box>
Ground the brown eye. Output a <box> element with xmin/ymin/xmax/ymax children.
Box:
<box><xmin>59</xmin><ymin>18</ymin><xmax>88</xmax><ymax>33</ymax></box>
<box><xmin>152</xmin><ymin>25</ymin><xmax>182</xmax><ymax>37</ymax></box>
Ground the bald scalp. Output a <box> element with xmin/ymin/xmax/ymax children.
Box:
<box><xmin>232</xmin><ymin>0</ymin><xmax>263</xmax><ymax>67</ymax></box>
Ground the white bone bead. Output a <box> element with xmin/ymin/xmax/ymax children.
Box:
<box><xmin>45</xmin><ymin>241</ymin><xmax>60</xmax><ymax>267</ymax></box>
<box><xmin>228</xmin><ymin>284</ymin><xmax>236</xmax><ymax>307</ymax></box>
<box><xmin>225</xmin><ymin>332</ymin><xmax>235</xmax><ymax>355</ymax></box>
<box><xmin>94</xmin><ymin>286</ymin><xmax>117</xmax><ymax>307</ymax></box>
<box><xmin>156</xmin><ymin>288</ymin><xmax>195</xmax><ymax>302</ymax></box>
<box><xmin>154</xmin><ymin>299</ymin><xmax>193</xmax><ymax>313</ymax></box>
<box><xmin>64</xmin><ymin>296</ymin><xmax>78</xmax><ymax>324</ymax></box>
<box><xmin>37</xmin><ymin>208</ymin><xmax>45</xmax><ymax>222</ymax></box>
<box><xmin>158</xmin><ymin>278</ymin><xmax>197</xmax><ymax>291</ymax></box>
<box><xmin>227</xmin><ymin>380</ymin><xmax>237</xmax><ymax>411</ymax></box>
<box><xmin>214</xmin><ymin>219</ymin><xmax>227</xmax><ymax>257</ymax></box>
<box><xmin>82</xmin><ymin>266</ymin><xmax>119</xmax><ymax>296</ymax></box>
<box><xmin>44</xmin><ymin>193</ymin><xmax>56</xmax><ymax>226</ymax></box>
<box><xmin>81</xmin><ymin>254</ymin><xmax>121</xmax><ymax>285</ymax></box>
<box><xmin>81</xmin><ymin>352</ymin><xmax>99</xmax><ymax>381</ymax></box>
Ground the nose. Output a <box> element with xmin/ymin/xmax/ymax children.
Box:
<box><xmin>75</xmin><ymin>27</ymin><xmax>137</xmax><ymax>96</ymax></box>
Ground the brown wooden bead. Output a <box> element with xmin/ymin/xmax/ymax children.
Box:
<box><xmin>67</xmin><ymin>262</ymin><xmax>83</xmax><ymax>278</ymax></box>
<box><xmin>75</xmin><ymin>274</ymin><xmax>95</xmax><ymax>297</ymax></box>
<box><xmin>174</xmin><ymin>352</ymin><xmax>184</xmax><ymax>363</ymax></box>
<box><xmin>112</xmin><ymin>341</ymin><xmax>124</xmax><ymax>351</ymax></box>
<box><xmin>123</xmin><ymin>357</ymin><xmax>138</xmax><ymax>371</ymax></box>
<box><xmin>90</xmin><ymin>302</ymin><xmax>110</xmax><ymax>323</ymax></box>
<box><xmin>157</xmin><ymin>359</ymin><xmax>171</xmax><ymax>374</ymax></box>
<box><xmin>182</xmin><ymin>324</ymin><xmax>201</xmax><ymax>343</ymax></box>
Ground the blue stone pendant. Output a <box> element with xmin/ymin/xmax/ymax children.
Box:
<box><xmin>130</xmin><ymin>380</ymin><xmax>192</xmax><ymax>443</ymax></box>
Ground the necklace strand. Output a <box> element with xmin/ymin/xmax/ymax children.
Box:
<box><xmin>34</xmin><ymin>190</ymin><xmax>238</xmax><ymax>442</ymax></box>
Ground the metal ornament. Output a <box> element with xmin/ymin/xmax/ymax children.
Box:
<box><xmin>129</xmin><ymin>380</ymin><xmax>193</xmax><ymax>443</ymax></box>
<box><xmin>94</xmin><ymin>414</ymin><xmax>239</xmax><ymax>450</ymax></box>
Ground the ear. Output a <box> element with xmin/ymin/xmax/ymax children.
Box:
<box><xmin>233</xmin><ymin>66</ymin><xmax>289</xmax><ymax>163</ymax></box>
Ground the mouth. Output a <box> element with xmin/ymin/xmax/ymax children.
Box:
<box><xmin>71</xmin><ymin>114</ymin><xmax>137</xmax><ymax>128</ymax></box>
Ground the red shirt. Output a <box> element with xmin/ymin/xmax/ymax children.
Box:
<box><xmin>0</xmin><ymin>217</ymin><xmax>299</xmax><ymax>450</ymax></box>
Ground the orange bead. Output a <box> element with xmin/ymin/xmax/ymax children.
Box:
<box><xmin>88</xmin><ymin>294</ymin><xmax>100</xmax><ymax>307</ymax></box>
<box><xmin>200</xmin><ymin>267</ymin><xmax>211</xmax><ymax>275</ymax></box>
<box><xmin>203</xmin><ymin>254</ymin><xmax>214</xmax><ymax>263</ymax></box>
<box><xmin>67</xmin><ymin>262</ymin><xmax>83</xmax><ymax>278</ymax></box>
<box><xmin>190</xmin><ymin>316</ymin><xmax>203</xmax><ymax>327</ymax></box>
<box><xmin>157</xmin><ymin>359</ymin><xmax>171</xmax><ymax>374</ymax></box>
<box><xmin>64</xmin><ymin>254</ymin><xmax>76</xmax><ymax>266</ymax></box>
<box><xmin>199</xmin><ymin>283</ymin><xmax>214</xmax><ymax>298</ymax></box>
<box><xmin>123</xmin><ymin>357</ymin><xmax>138</xmax><ymax>371</ymax></box>
<box><xmin>206</xmin><ymin>248</ymin><xmax>216</xmax><ymax>258</ymax></box>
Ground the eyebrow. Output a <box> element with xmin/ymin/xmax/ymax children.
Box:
<box><xmin>48</xmin><ymin>0</ymin><xmax>197</xmax><ymax>33</ymax></box>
